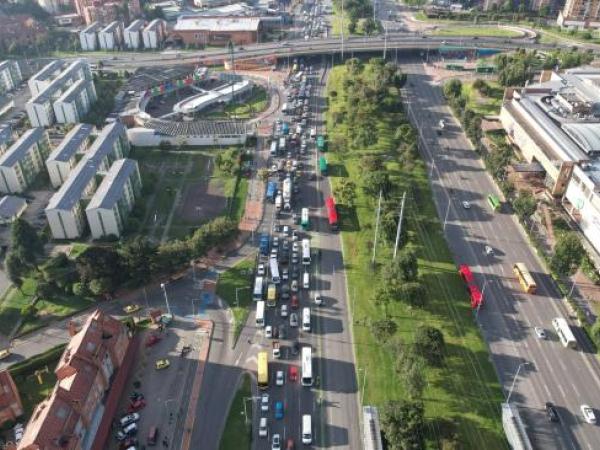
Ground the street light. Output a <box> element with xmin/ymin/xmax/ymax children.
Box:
<box><xmin>506</xmin><ymin>362</ymin><xmax>531</xmax><ymax>404</ymax></box>
<box><xmin>160</xmin><ymin>282</ymin><xmax>172</xmax><ymax>315</ymax></box>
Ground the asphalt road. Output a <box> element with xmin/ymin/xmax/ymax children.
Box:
<box><xmin>402</xmin><ymin>60</ymin><xmax>600</xmax><ymax>450</ymax></box>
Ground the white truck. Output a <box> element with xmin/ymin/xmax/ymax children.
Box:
<box><xmin>275</xmin><ymin>194</ymin><xmax>283</xmax><ymax>211</ymax></box>
<box><xmin>283</xmin><ymin>177</ymin><xmax>292</xmax><ymax>210</ymax></box>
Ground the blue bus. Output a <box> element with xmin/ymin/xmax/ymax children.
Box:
<box><xmin>259</xmin><ymin>234</ymin><xmax>270</xmax><ymax>256</ymax></box>
<box><xmin>266</xmin><ymin>181</ymin><xmax>277</xmax><ymax>202</ymax></box>
<box><xmin>282</xmin><ymin>122</ymin><xmax>290</xmax><ymax>135</ymax></box>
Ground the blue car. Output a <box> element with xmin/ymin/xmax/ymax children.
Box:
<box><xmin>274</xmin><ymin>401</ymin><xmax>284</xmax><ymax>419</ymax></box>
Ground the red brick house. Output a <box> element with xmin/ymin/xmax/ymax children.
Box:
<box><xmin>0</xmin><ymin>371</ymin><xmax>23</xmax><ymax>426</ymax></box>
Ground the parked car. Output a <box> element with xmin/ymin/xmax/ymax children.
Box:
<box><xmin>290</xmin><ymin>313</ymin><xmax>298</xmax><ymax>327</ymax></box>
<box><xmin>275</xmin><ymin>401</ymin><xmax>284</xmax><ymax>419</ymax></box>
<box><xmin>261</xmin><ymin>393</ymin><xmax>270</xmax><ymax>412</ymax></box>
<box><xmin>276</xmin><ymin>370</ymin><xmax>285</xmax><ymax>386</ymax></box>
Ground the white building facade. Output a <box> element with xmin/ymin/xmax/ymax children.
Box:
<box><xmin>0</xmin><ymin>61</ymin><xmax>22</xmax><ymax>94</ymax></box>
<box><xmin>142</xmin><ymin>19</ymin><xmax>166</xmax><ymax>49</ymax></box>
<box><xmin>124</xmin><ymin>19</ymin><xmax>145</xmax><ymax>49</ymax></box>
<box><xmin>0</xmin><ymin>128</ymin><xmax>50</xmax><ymax>194</ymax></box>
<box><xmin>46</xmin><ymin>123</ymin><xmax>94</xmax><ymax>188</ymax></box>
<box><xmin>79</xmin><ymin>22</ymin><xmax>102</xmax><ymax>51</ymax></box>
<box><xmin>52</xmin><ymin>79</ymin><xmax>97</xmax><ymax>124</ymax></box>
<box><xmin>98</xmin><ymin>21</ymin><xmax>123</xmax><ymax>50</ymax></box>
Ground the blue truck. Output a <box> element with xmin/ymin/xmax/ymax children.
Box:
<box><xmin>266</xmin><ymin>181</ymin><xmax>277</xmax><ymax>203</ymax></box>
<box><xmin>259</xmin><ymin>234</ymin><xmax>270</xmax><ymax>256</ymax></box>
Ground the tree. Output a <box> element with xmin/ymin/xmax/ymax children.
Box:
<box><xmin>443</xmin><ymin>79</ymin><xmax>462</xmax><ymax>99</ymax></box>
<box><xmin>396</xmin><ymin>249</ymin><xmax>418</xmax><ymax>281</ymax></box>
<box><xmin>369</xmin><ymin>318</ymin><xmax>397</xmax><ymax>342</ymax></box>
<box><xmin>513</xmin><ymin>190</ymin><xmax>537</xmax><ymax>220</ymax></box>
<box><xmin>5</xmin><ymin>252</ymin><xmax>27</xmax><ymax>289</ymax></box>
<box><xmin>75</xmin><ymin>246</ymin><xmax>123</xmax><ymax>290</ymax></box>
<box><xmin>258</xmin><ymin>168</ymin><xmax>269</xmax><ymax>181</ymax></box>
<box><xmin>372</xmin><ymin>285</ymin><xmax>394</xmax><ymax>315</ymax></box>
<box><xmin>550</xmin><ymin>232</ymin><xmax>585</xmax><ymax>276</ymax></box>
<box><xmin>381</xmin><ymin>210</ymin><xmax>407</xmax><ymax>246</ymax></box>
<box><xmin>381</xmin><ymin>400</ymin><xmax>425</xmax><ymax>450</ymax></box>
<box><xmin>361</xmin><ymin>155</ymin><xmax>385</xmax><ymax>172</ymax></box>
<box><xmin>414</xmin><ymin>326</ymin><xmax>445</xmax><ymax>366</ymax></box>
<box><xmin>394</xmin><ymin>124</ymin><xmax>416</xmax><ymax>144</ymax></box>
<box><xmin>362</xmin><ymin>171</ymin><xmax>392</xmax><ymax>198</ymax></box>
<box><xmin>88</xmin><ymin>277</ymin><xmax>113</xmax><ymax>296</ymax></box>
<box><xmin>119</xmin><ymin>237</ymin><xmax>158</xmax><ymax>286</ymax></box>
<box><xmin>348</xmin><ymin>18</ymin><xmax>358</xmax><ymax>35</ymax></box>
<box><xmin>40</xmin><ymin>253</ymin><xmax>78</xmax><ymax>292</ymax></box>
<box><xmin>335</xmin><ymin>179</ymin><xmax>357</xmax><ymax>207</ymax></box>
<box><xmin>398</xmin><ymin>282</ymin><xmax>426</xmax><ymax>308</ymax></box>
<box><xmin>362</xmin><ymin>17</ymin><xmax>377</xmax><ymax>36</ymax></box>
<box><xmin>20</xmin><ymin>304</ymin><xmax>38</xmax><ymax>320</ymax></box>
<box><xmin>11</xmin><ymin>218</ymin><xmax>43</xmax><ymax>267</ymax></box>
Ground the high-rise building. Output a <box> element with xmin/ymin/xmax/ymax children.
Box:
<box><xmin>0</xmin><ymin>61</ymin><xmax>22</xmax><ymax>94</ymax></box>
<box><xmin>558</xmin><ymin>0</ymin><xmax>600</xmax><ymax>28</ymax></box>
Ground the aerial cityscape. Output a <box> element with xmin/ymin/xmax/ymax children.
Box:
<box><xmin>1</xmin><ymin>0</ymin><xmax>600</xmax><ymax>449</ymax></box>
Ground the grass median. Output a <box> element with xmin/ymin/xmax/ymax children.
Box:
<box><xmin>218</xmin><ymin>373</ymin><xmax>253</xmax><ymax>450</ymax></box>
<box><xmin>432</xmin><ymin>26</ymin><xmax>521</xmax><ymax>38</ymax></box>
<box><xmin>325</xmin><ymin>63</ymin><xmax>505</xmax><ymax>448</ymax></box>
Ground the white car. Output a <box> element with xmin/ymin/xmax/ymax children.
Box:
<box><xmin>282</xmin><ymin>225</ymin><xmax>290</xmax><ymax>236</ymax></box>
<box><xmin>292</xmin><ymin>242</ymin><xmax>300</xmax><ymax>253</ymax></box>
<box><xmin>282</xmin><ymin>268</ymin><xmax>289</xmax><ymax>281</ymax></box>
<box><xmin>272</xmin><ymin>434</ymin><xmax>281</xmax><ymax>450</ymax></box>
<box><xmin>291</xmin><ymin>280</ymin><xmax>298</xmax><ymax>292</ymax></box>
<box><xmin>275</xmin><ymin>370</ymin><xmax>285</xmax><ymax>386</ymax></box>
<box><xmin>272</xmin><ymin>236</ymin><xmax>279</xmax><ymax>248</ymax></box>
<box><xmin>259</xmin><ymin>417</ymin><xmax>268</xmax><ymax>437</ymax></box>
<box><xmin>314</xmin><ymin>293</ymin><xmax>323</xmax><ymax>306</ymax></box>
<box><xmin>534</xmin><ymin>327</ymin><xmax>547</xmax><ymax>339</ymax></box>
<box><xmin>462</xmin><ymin>201</ymin><xmax>471</xmax><ymax>209</ymax></box>
<box><xmin>281</xmin><ymin>304</ymin><xmax>289</xmax><ymax>317</ymax></box>
<box><xmin>265</xmin><ymin>325</ymin><xmax>273</xmax><ymax>338</ymax></box>
<box><xmin>261</xmin><ymin>393</ymin><xmax>269</xmax><ymax>412</ymax></box>
<box><xmin>257</xmin><ymin>263</ymin><xmax>266</xmax><ymax>276</ymax></box>
<box><xmin>484</xmin><ymin>245</ymin><xmax>494</xmax><ymax>256</ymax></box>
<box><xmin>289</xmin><ymin>313</ymin><xmax>298</xmax><ymax>327</ymax></box>
<box><xmin>581</xmin><ymin>404</ymin><xmax>596</xmax><ymax>424</ymax></box>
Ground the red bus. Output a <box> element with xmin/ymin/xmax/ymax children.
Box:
<box><xmin>325</xmin><ymin>196</ymin><xmax>338</xmax><ymax>231</ymax></box>
<box><xmin>468</xmin><ymin>285</ymin><xmax>482</xmax><ymax>309</ymax></box>
<box><xmin>458</xmin><ymin>264</ymin><xmax>474</xmax><ymax>285</ymax></box>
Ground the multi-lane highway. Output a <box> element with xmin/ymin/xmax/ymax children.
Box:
<box><xmin>403</xmin><ymin>60</ymin><xmax>600</xmax><ymax>450</ymax></box>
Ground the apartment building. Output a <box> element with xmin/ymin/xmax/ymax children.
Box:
<box><xmin>98</xmin><ymin>21</ymin><xmax>123</xmax><ymax>50</ymax></box>
<box><xmin>46</xmin><ymin>123</ymin><xmax>94</xmax><ymax>188</ymax></box>
<box><xmin>28</xmin><ymin>60</ymin><xmax>67</xmax><ymax>97</ymax></box>
<box><xmin>0</xmin><ymin>60</ymin><xmax>22</xmax><ymax>94</ymax></box>
<box><xmin>79</xmin><ymin>21</ymin><xmax>102</xmax><ymax>51</ymax></box>
<box><xmin>558</xmin><ymin>0</ymin><xmax>600</xmax><ymax>28</ymax></box>
<box><xmin>0</xmin><ymin>128</ymin><xmax>50</xmax><ymax>194</ymax></box>
<box><xmin>142</xmin><ymin>19</ymin><xmax>167</xmax><ymax>49</ymax></box>
<box><xmin>53</xmin><ymin>79</ymin><xmax>97</xmax><ymax>125</ymax></box>
<box><xmin>0</xmin><ymin>124</ymin><xmax>13</xmax><ymax>154</ymax></box>
<box><xmin>86</xmin><ymin>159</ymin><xmax>141</xmax><ymax>239</ymax></box>
<box><xmin>46</xmin><ymin>122</ymin><xmax>129</xmax><ymax>240</ymax></box>
<box><xmin>0</xmin><ymin>371</ymin><xmax>23</xmax><ymax>427</ymax></box>
<box><xmin>26</xmin><ymin>59</ymin><xmax>94</xmax><ymax>128</ymax></box>
<box><xmin>18</xmin><ymin>310</ymin><xmax>130</xmax><ymax>450</ymax></box>
<box><xmin>123</xmin><ymin>19</ymin><xmax>145</xmax><ymax>49</ymax></box>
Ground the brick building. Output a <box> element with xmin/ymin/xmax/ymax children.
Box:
<box><xmin>172</xmin><ymin>16</ymin><xmax>263</xmax><ymax>46</ymax></box>
<box><xmin>0</xmin><ymin>371</ymin><xmax>23</xmax><ymax>426</ymax></box>
<box><xmin>18</xmin><ymin>310</ymin><xmax>130</xmax><ymax>450</ymax></box>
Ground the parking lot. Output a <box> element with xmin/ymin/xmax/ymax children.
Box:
<box><xmin>109</xmin><ymin>320</ymin><xmax>206</xmax><ymax>450</ymax></box>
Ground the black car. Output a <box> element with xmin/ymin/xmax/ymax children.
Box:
<box><xmin>291</xmin><ymin>341</ymin><xmax>300</xmax><ymax>356</ymax></box>
<box><xmin>278</xmin><ymin>324</ymin><xmax>286</xmax><ymax>339</ymax></box>
<box><xmin>545</xmin><ymin>402</ymin><xmax>559</xmax><ymax>422</ymax></box>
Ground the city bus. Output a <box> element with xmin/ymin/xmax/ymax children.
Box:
<box><xmin>325</xmin><ymin>196</ymin><xmax>338</xmax><ymax>231</ymax></box>
<box><xmin>270</xmin><ymin>140</ymin><xmax>278</xmax><ymax>156</ymax></box>
<box><xmin>266</xmin><ymin>181</ymin><xmax>277</xmax><ymax>203</ymax></box>
<box><xmin>512</xmin><ymin>263</ymin><xmax>537</xmax><ymax>294</ymax></box>
<box><xmin>301</xmin><ymin>346</ymin><xmax>313</xmax><ymax>386</ymax></box>
<box><xmin>253</xmin><ymin>276</ymin><xmax>264</xmax><ymax>301</ymax></box>
<box><xmin>552</xmin><ymin>317</ymin><xmax>577</xmax><ymax>349</ymax></box>
<box><xmin>301</xmin><ymin>239</ymin><xmax>311</xmax><ymax>265</ymax></box>
<box><xmin>257</xmin><ymin>351</ymin><xmax>269</xmax><ymax>389</ymax></box>
<box><xmin>487</xmin><ymin>194</ymin><xmax>501</xmax><ymax>212</ymax></box>
<box><xmin>316</xmin><ymin>135</ymin><xmax>326</xmax><ymax>152</ymax></box>
<box><xmin>301</xmin><ymin>207</ymin><xmax>310</xmax><ymax>230</ymax></box>
<box><xmin>278</xmin><ymin>136</ymin><xmax>286</xmax><ymax>153</ymax></box>
<box><xmin>319</xmin><ymin>156</ymin><xmax>328</xmax><ymax>176</ymax></box>
<box><xmin>267</xmin><ymin>283</ymin><xmax>277</xmax><ymax>307</ymax></box>
<box><xmin>255</xmin><ymin>301</ymin><xmax>265</xmax><ymax>327</ymax></box>
<box><xmin>269</xmin><ymin>257</ymin><xmax>280</xmax><ymax>284</ymax></box>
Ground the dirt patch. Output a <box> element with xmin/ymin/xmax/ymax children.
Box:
<box><xmin>179</xmin><ymin>162</ymin><xmax>227</xmax><ymax>222</ymax></box>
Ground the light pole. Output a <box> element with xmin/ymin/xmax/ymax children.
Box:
<box><xmin>476</xmin><ymin>279</ymin><xmax>493</xmax><ymax>318</ymax></box>
<box><xmin>506</xmin><ymin>362</ymin><xmax>530</xmax><ymax>404</ymax></box>
<box><xmin>160</xmin><ymin>282</ymin><xmax>172</xmax><ymax>315</ymax></box>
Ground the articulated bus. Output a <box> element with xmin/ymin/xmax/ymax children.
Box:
<box><xmin>257</xmin><ymin>351</ymin><xmax>269</xmax><ymax>389</ymax></box>
<box><xmin>301</xmin><ymin>239</ymin><xmax>311</xmax><ymax>265</ymax></box>
<box><xmin>301</xmin><ymin>207</ymin><xmax>310</xmax><ymax>230</ymax></box>
<box><xmin>325</xmin><ymin>196</ymin><xmax>338</xmax><ymax>231</ymax></box>
<box><xmin>319</xmin><ymin>156</ymin><xmax>328</xmax><ymax>176</ymax></box>
<box><xmin>487</xmin><ymin>194</ymin><xmax>501</xmax><ymax>212</ymax></box>
<box><xmin>552</xmin><ymin>317</ymin><xmax>577</xmax><ymax>349</ymax></box>
<box><xmin>301</xmin><ymin>346</ymin><xmax>313</xmax><ymax>386</ymax></box>
<box><xmin>267</xmin><ymin>283</ymin><xmax>277</xmax><ymax>307</ymax></box>
<box><xmin>512</xmin><ymin>263</ymin><xmax>537</xmax><ymax>294</ymax></box>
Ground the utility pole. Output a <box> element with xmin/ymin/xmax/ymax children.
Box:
<box><xmin>393</xmin><ymin>192</ymin><xmax>406</xmax><ymax>259</ymax></box>
<box><xmin>371</xmin><ymin>190</ymin><xmax>383</xmax><ymax>267</ymax></box>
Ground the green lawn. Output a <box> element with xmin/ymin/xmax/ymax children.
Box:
<box><xmin>228</xmin><ymin>178</ymin><xmax>249</xmax><ymax>222</ymax></box>
<box><xmin>219</xmin><ymin>373</ymin><xmax>252</xmax><ymax>450</ymax></box>
<box><xmin>461</xmin><ymin>81</ymin><xmax>504</xmax><ymax>116</ymax></box>
<box><xmin>432</xmin><ymin>26</ymin><xmax>521</xmax><ymax>38</ymax></box>
<box><xmin>205</xmin><ymin>87</ymin><xmax>269</xmax><ymax>119</ymax></box>
<box><xmin>0</xmin><ymin>278</ymin><xmax>37</xmax><ymax>335</ymax></box>
<box><xmin>325</xmin><ymin>65</ymin><xmax>505</xmax><ymax>448</ymax></box>
<box><xmin>69</xmin><ymin>243</ymin><xmax>89</xmax><ymax>258</ymax></box>
<box><xmin>215</xmin><ymin>258</ymin><xmax>255</xmax><ymax>345</ymax></box>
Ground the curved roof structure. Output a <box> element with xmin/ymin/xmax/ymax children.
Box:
<box><xmin>562</xmin><ymin>123</ymin><xmax>600</xmax><ymax>154</ymax></box>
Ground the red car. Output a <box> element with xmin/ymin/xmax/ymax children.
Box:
<box><xmin>288</xmin><ymin>365</ymin><xmax>298</xmax><ymax>382</ymax></box>
<box><xmin>286</xmin><ymin>437</ymin><xmax>295</xmax><ymax>449</ymax></box>
<box><xmin>145</xmin><ymin>334</ymin><xmax>161</xmax><ymax>347</ymax></box>
<box><xmin>127</xmin><ymin>399</ymin><xmax>146</xmax><ymax>413</ymax></box>
<box><xmin>290</xmin><ymin>295</ymin><xmax>299</xmax><ymax>309</ymax></box>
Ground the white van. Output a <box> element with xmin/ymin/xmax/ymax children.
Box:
<box><xmin>302</xmin><ymin>414</ymin><xmax>312</xmax><ymax>444</ymax></box>
<box><xmin>259</xmin><ymin>417</ymin><xmax>268</xmax><ymax>437</ymax></box>
<box><xmin>302</xmin><ymin>307</ymin><xmax>311</xmax><ymax>332</ymax></box>
<box><xmin>303</xmin><ymin>272</ymin><xmax>310</xmax><ymax>289</ymax></box>
<box><xmin>123</xmin><ymin>422</ymin><xmax>138</xmax><ymax>436</ymax></box>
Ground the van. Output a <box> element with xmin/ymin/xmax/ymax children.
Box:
<box><xmin>123</xmin><ymin>422</ymin><xmax>138</xmax><ymax>436</ymax></box>
<box><xmin>302</xmin><ymin>415</ymin><xmax>312</xmax><ymax>444</ymax></box>
<box><xmin>147</xmin><ymin>426</ymin><xmax>158</xmax><ymax>446</ymax></box>
<box><xmin>303</xmin><ymin>272</ymin><xmax>310</xmax><ymax>290</ymax></box>
<box><xmin>302</xmin><ymin>307</ymin><xmax>311</xmax><ymax>332</ymax></box>
<box><xmin>259</xmin><ymin>417</ymin><xmax>268</xmax><ymax>437</ymax></box>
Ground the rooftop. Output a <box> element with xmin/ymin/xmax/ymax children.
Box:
<box><xmin>55</xmin><ymin>78</ymin><xmax>88</xmax><ymax>104</ymax></box>
<box><xmin>125</xmin><ymin>19</ymin><xmax>145</xmax><ymax>32</ymax></box>
<box><xmin>30</xmin><ymin>60</ymin><xmax>66</xmax><ymax>85</ymax></box>
<box><xmin>144</xmin><ymin>18</ymin><xmax>164</xmax><ymax>32</ymax></box>
<box><xmin>82</xmin><ymin>21</ymin><xmax>103</xmax><ymax>34</ymax></box>
<box><xmin>29</xmin><ymin>59</ymin><xmax>89</xmax><ymax>106</ymax></box>
<box><xmin>86</xmin><ymin>159</ymin><xmax>137</xmax><ymax>210</ymax></box>
<box><xmin>0</xmin><ymin>195</ymin><xmax>26</xmax><ymax>219</ymax></box>
<box><xmin>174</xmin><ymin>16</ymin><xmax>262</xmax><ymax>32</ymax></box>
<box><xmin>0</xmin><ymin>128</ymin><xmax>46</xmax><ymax>168</ymax></box>
<box><xmin>47</xmin><ymin>123</ymin><xmax>94</xmax><ymax>163</ymax></box>
<box><xmin>561</xmin><ymin>123</ymin><xmax>600</xmax><ymax>154</ymax></box>
<box><xmin>0</xmin><ymin>124</ymin><xmax>12</xmax><ymax>146</ymax></box>
<box><xmin>100</xmin><ymin>21</ymin><xmax>121</xmax><ymax>34</ymax></box>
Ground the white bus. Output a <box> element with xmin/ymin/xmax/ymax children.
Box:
<box><xmin>302</xmin><ymin>307</ymin><xmax>311</xmax><ymax>331</ymax></box>
<box><xmin>301</xmin><ymin>239</ymin><xmax>311</xmax><ymax>265</ymax></box>
<box><xmin>270</xmin><ymin>140</ymin><xmax>278</xmax><ymax>156</ymax></box>
<box><xmin>253</xmin><ymin>276</ymin><xmax>264</xmax><ymax>301</ymax></box>
<box><xmin>552</xmin><ymin>317</ymin><xmax>577</xmax><ymax>349</ymax></box>
<box><xmin>302</xmin><ymin>415</ymin><xmax>312</xmax><ymax>445</ymax></box>
<box><xmin>278</xmin><ymin>136</ymin><xmax>286</xmax><ymax>153</ymax></box>
<box><xmin>301</xmin><ymin>346</ymin><xmax>313</xmax><ymax>386</ymax></box>
<box><xmin>269</xmin><ymin>257</ymin><xmax>280</xmax><ymax>284</ymax></box>
<box><xmin>256</xmin><ymin>301</ymin><xmax>266</xmax><ymax>327</ymax></box>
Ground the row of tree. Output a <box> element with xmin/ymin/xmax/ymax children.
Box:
<box><xmin>443</xmin><ymin>78</ymin><xmax>482</xmax><ymax>145</ymax></box>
